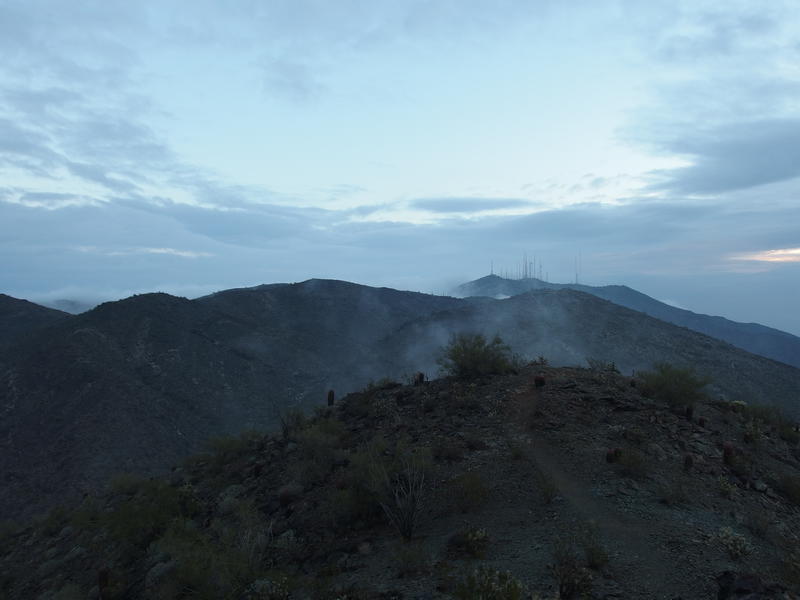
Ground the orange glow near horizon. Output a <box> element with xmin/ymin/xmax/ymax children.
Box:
<box><xmin>733</xmin><ymin>247</ymin><xmax>800</xmax><ymax>263</ymax></box>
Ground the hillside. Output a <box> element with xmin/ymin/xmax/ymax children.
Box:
<box><xmin>2</xmin><ymin>364</ymin><xmax>799</xmax><ymax>599</ymax></box>
<box><xmin>0</xmin><ymin>294</ymin><xmax>69</xmax><ymax>355</ymax></box>
<box><xmin>455</xmin><ymin>275</ymin><xmax>800</xmax><ymax>369</ymax></box>
<box><xmin>1</xmin><ymin>281</ymin><xmax>798</xmax><ymax>527</ymax></box>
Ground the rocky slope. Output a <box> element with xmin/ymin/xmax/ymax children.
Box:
<box><xmin>1</xmin><ymin>281</ymin><xmax>798</xmax><ymax>527</ymax></box>
<box><xmin>455</xmin><ymin>274</ymin><xmax>800</xmax><ymax>369</ymax></box>
<box><xmin>0</xmin><ymin>294</ymin><xmax>69</xmax><ymax>356</ymax></box>
<box><xmin>2</xmin><ymin>364</ymin><xmax>799</xmax><ymax>599</ymax></box>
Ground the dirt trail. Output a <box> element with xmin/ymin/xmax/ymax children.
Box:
<box><xmin>512</xmin><ymin>424</ymin><xmax>701</xmax><ymax>599</ymax></box>
<box><xmin>525</xmin><ymin>436</ymin><xmax>692</xmax><ymax>600</ymax></box>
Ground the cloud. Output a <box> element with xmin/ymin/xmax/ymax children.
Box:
<box><xmin>410</xmin><ymin>197</ymin><xmax>535</xmax><ymax>213</ymax></box>
<box><xmin>732</xmin><ymin>247</ymin><xmax>800</xmax><ymax>263</ymax></box>
<box><xmin>646</xmin><ymin>119</ymin><xmax>800</xmax><ymax>195</ymax></box>
<box><xmin>82</xmin><ymin>246</ymin><xmax>214</xmax><ymax>259</ymax></box>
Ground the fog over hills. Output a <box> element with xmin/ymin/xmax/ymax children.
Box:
<box><xmin>456</xmin><ymin>274</ymin><xmax>800</xmax><ymax>369</ymax></box>
<box><xmin>1</xmin><ymin>279</ymin><xmax>798</xmax><ymax>522</ymax></box>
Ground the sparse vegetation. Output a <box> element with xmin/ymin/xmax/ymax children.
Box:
<box><xmin>717</xmin><ymin>476</ymin><xmax>738</xmax><ymax>499</ymax></box>
<box><xmin>579</xmin><ymin>522</ymin><xmax>609</xmax><ymax>571</ymax></box>
<box><xmin>438</xmin><ymin>333</ymin><xmax>520</xmax><ymax>379</ymax></box>
<box><xmin>454</xmin><ymin>566</ymin><xmax>526</xmax><ymax>600</ymax></box>
<box><xmin>448</xmin><ymin>527</ymin><xmax>490</xmax><ymax>558</ymax></box>
<box><xmin>716</xmin><ymin>526</ymin><xmax>752</xmax><ymax>559</ymax></box>
<box><xmin>586</xmin><ymin>357</ymin><xmax>619</xmax><ymax>374</ymax></box>
<box><xmin>393</xmin><ymin>541</ymin><xmax>430</xmax><ymax>577</ymax></box>
<box><xmin>550</xmin><ymin>539</ymin><xmax>592</xmax><ymax>599</ymax></box>
<box><xmin>639</xmin><ymin>362</ymin><xmax>710</xmax><ymax>411</ymax></box>
<box><xmin>6</xmin><ymin>360</ymin><xmax>800</xmax><ymax>599</ymax></box>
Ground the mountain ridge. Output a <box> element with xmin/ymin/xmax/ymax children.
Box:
<box><xmin>1</xmin><ymin>279</ymin><xmax>798</xmax><ymax>524</ymax></box>
<box><xmin>455</xmin><ymin>274</ymin><xmax>800</xmax><ymax>368</ymax></box>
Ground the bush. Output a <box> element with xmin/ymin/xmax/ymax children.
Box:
<box><xmin>639</xmin><ymin>363</ymin><xmax>710</xmax><ymax>410</ymax></box>
<box><xmin>550</xmin><ymin>539</ymin><xmax>592</xmax><ymax>599</ymax></box>
<box><xmin>438</xmin><ymin>333</ymin><xmax>520</xmax><ymax>379</ymax></box>
<box><xmin>448</xmin><ymin>527</ymin><xmax>490</xmax><ymax>558</ymax></box>
<box><xmin>716</xmin><ymin>526</ymin><xmax>752</xmax><ymax>559</ymax></box>
<box><xmin>586</xmin><ymin>358</ymin><xmax>619</xmax><ymax>374</ymax></box>
<box><xmin>454</xmin><ymin>566</ymin><xmax>526</xmax><ymax>600</ymax></box>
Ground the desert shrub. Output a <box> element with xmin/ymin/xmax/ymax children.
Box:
<box><xmin>716</xmin><ymin>526</ymin><xmax>752</xmax><ymax>559</ymax></box>
<box><xmin>579</xmin><ymin>522</ymin><xmax>609</xmax><ymax>571</ymax></box>
<box><xmin>742</xmin><ymin>418</ymin><xmax>765</xmax><ymax>447</ymax></box>
<box><xmin>449</xmin><ymin>471</ymin><xmax>490</xmax><ymax>513</ymax></box>
<box><xmin>639</xmin><ymin>363</ymin><xmax>710</xmax><ymax>410</ymax></box>
<box><xmin>550</xmin><ymin>539</ymin><xmax>592</xmax><ymax>599</ymax></box>
<box><xmin>448</xmin><ymin>527</ymin><xmax>490</xmax><ymax>558</ymax></box>
<box><xmin>372</xmin><ymin>453</ymin><xmax>428</xmax><ymax>540</ymax></box>
<box><xmin>241</xmin><ymin>576</ymin><xmax>291</xmax><ymax>600</ymax></box>
<box><xmin>779</xmin><ymin>473</ymin><xmax>800</xmax><ymax>505</ymax></box>
<box><xmin>392</xmin><ymin>541</ymin><xmax>430</xmax><ymax>577</ymax></box>
<box><xmin>207</xmin><ymin>429</ymin><xmax>261</xmax><ymax>457</ymax></box>
<box><xmin>615</xmin><ymin>449</ymin><xmax>649</xmax><ymax>480</ymax></box>
<box><xmin>110</xmin><ymin>472</ymin><xmax>148</xmax><ymax>495</ymax></box>
<box><xmin>717</xmin><ymin>476</ymin><xmax>737</xmax><ymax>499</ymax></box>
<box><xmin>334</xmin><ymin>437</ymin><xmax>431</xmax><ymax>539</ymax></box>
<box><xmin>71</xmin><ymin>496</ymin><xmax>102</xmax><ymax>531</ymax></box>
<box><xmin>438</xmin><ymin>333</ymin><xmax>520</xmax><ymax>379</ymax></box>
<box><xmin>586</xmin><ymin>357</ymin><xmax>619</xmax><ymax>374</ymax></box>
<box><xmin>454</xmin><ymin>566</ymin><xmax>526</xmax><ymax>600</ymax></box>
<box><xmin>154</xmin><ymin>500</ymin><xmax>274</xmax><ymax>599</ymax></box>
<box><xmin>297</xmin><ymin>417</ymin><xmax>346</xmax><ymax>458</ymax></box>
<box><xmin>279</xmin><ymin>407</ymin><xmax>307</xmax><ymax>441</ymax></box>
<box><xmin>104</xmin><ymin>479</ymin><xmax>193</xmax><ymax>548</ymax></box>
<box><xmin>361</xmin><ymin>377</ymin><xmax>399</xmax><ymax>394</ymax></box>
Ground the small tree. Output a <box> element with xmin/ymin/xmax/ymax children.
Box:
<box><xmin>639</xmin><ymin>362</ymin><xmax>710</xmax><ymax>411</ymax></box>
<box><xmin>438</xmin><ymin>333</ymin><xmax>519</xmax><ymax>379</ymax></box>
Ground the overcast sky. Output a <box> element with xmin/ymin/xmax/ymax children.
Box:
<box><xmin>1</xmin><ymin>0</ymin><xmax>799</xmax><ymax>335</ymax></box>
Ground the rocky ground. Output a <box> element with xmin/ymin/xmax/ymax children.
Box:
<box><xmin>2</xmin><ymin>363</ymin><xmax>799</xmax><ymax>599</ymax></box>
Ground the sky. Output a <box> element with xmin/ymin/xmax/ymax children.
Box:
<box><xmin>1</xmin><ymin>0</ymin><xmax>799</xmax><ymax>336</ymax></box>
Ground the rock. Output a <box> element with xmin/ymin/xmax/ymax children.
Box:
<box><xmin>58</xmin><ymin>526</ymin><xmax>74</xmax><ymax>538</ymax></box>
<box><xmin>648</xmin><ymin>443</ymin><xmax>668</xmax><ymax>461</ymax></box>
<box><xmin>63</xmin><ymin>545</ymin><xmax>86</xmax><ymax>561</ymax></box>
<box><xmin>278</xmin><ymin>482</ymin><xmax>303</xmax><ymax>506</ymax></box>
<box><xmin>357</xmin><ymin>541</ymin><xmax>372</xmax><ymax>555</ymax></box>
<box><xmin>145</xmin><ymin>560</ymin><xmax>176</xmax><ymax>590</ymax></box>
<box><xmin>753</xmin><ymin>480</ymin><xmax>768</xmax><ymax>493</ymax></box>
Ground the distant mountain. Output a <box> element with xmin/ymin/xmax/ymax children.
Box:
<box><xmin>455</xmin><ymin>274</ymin><xmax>800</xmax><ymax>369</ymax></box>
<box><xmin>0</xmin><ymin>294</ymin><xmax>69</xmax><ymax>355</ymax></box>
<box><xmin>1</xmin><ymin>280</ymin><xmax>798</xmax><ymax>523</ymax></box>
<box><xmin>40</xmin><ymin>298</ymin><xmax>98</xmax><ymax>314</ymax></box>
